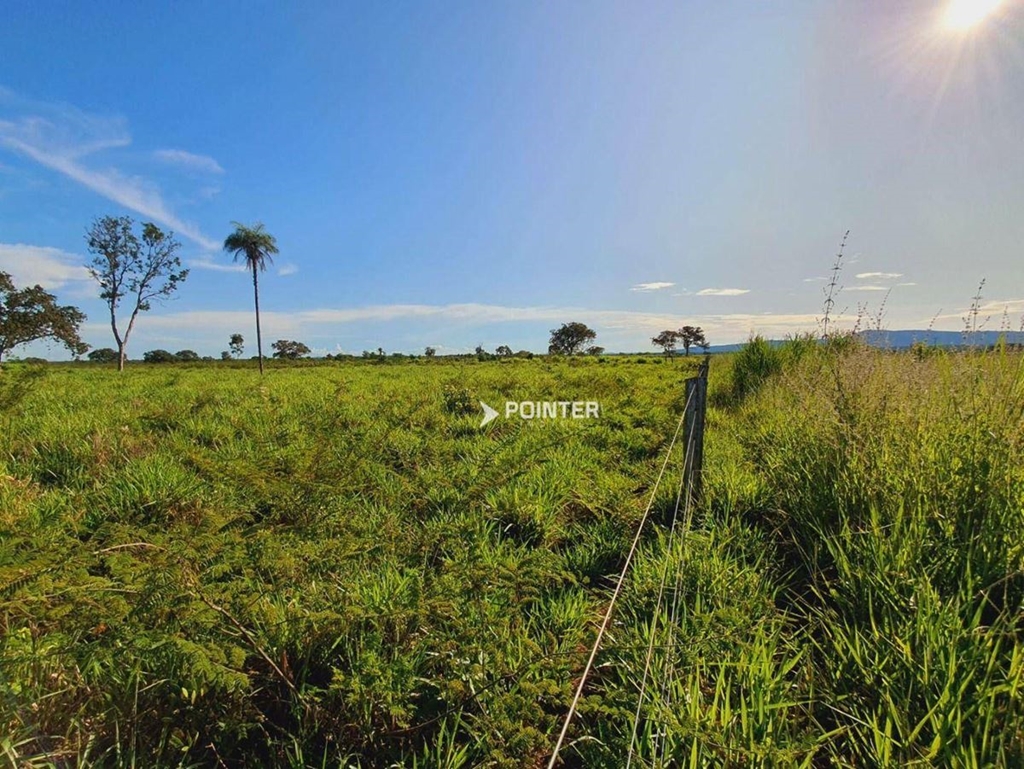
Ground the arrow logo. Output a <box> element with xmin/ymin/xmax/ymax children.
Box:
<box><xmin>480</xmin><ymin>401</ymin><xmax>499</xmax><ymax>427</ymax></box>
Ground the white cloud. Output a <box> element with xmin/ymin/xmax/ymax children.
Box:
<box><xmin>803</xmin><ymin>276</ymin><xmax>827</xmax><ymax>282</ymax></box>
<box><xmin>185</xmin><ymin>258</ymin><xmax>297</xmax><ymax>277</ymax></box>
<box><xmin>845</xmin><ymin>285</ymin><xmax>889</xmax><ymax>292</ymax></box>
<box><xmin>934</xmin><ymin>299</ymin><xmax>1024</xmax><ymax>321</ymax></box>
<box><xmin>696</xmin><ymin>288</ymin><xmax>750</xmax><ymax>296</ymax></box>
<box><xmin>188</xmin><ymin>258</ymin><xmax>246</xmax><ymax>273</ymax></box>
<box><xmin>0</xmin><ymin>242</ymin><xmax>90</xmax><ymax>288</ymax></box>
<box><xmin>153</xmin><ymin>149</ymin><xmax>224</xmax><ymax>174</ymax></box>
<box><xmin>630</xmin><ymin>281</ymin><xmax>674</xmax><ymax>292</ymax></box>
<box><xmin>102</xmin><ymin>302</ymin><xmax>852</xmax><ymax>349</ymax></box>
<box><xmin>855</xmin><ymin>272</ymin><xmax>903</xmax><ymax>279</ymax></box>
<box><xmin>0</xmin><ymin>91</ymin><xmax>219</xmax><ymax>250</ymax></box>
<box><xmin>897</xmin><ymin>281</ymin><xmax>917</xmax><ymax>287</ymax></box>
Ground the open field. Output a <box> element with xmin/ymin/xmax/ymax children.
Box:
<box><xmin>2</xmin><ymin>346</ymin><xmax>1023</xmax><ymax>767</ymax></box>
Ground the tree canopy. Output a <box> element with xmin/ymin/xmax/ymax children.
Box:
<box><xmin>548</xmin><ymin>322</ymin><xmax>597</xmax><ymax>355</ymax></box>
<box><xmin>143</xmin><ymin>349</ymin><xmax>178</xmax><ymax>363</ymax></box>
<box><xmin>652</xmin><ymin>330</ymin><xmax>679</xmax><ymax>355</ymax></box>
<box><xmin>678</xmin><ymin>325</ymin><xmax>708</xmax><ymax>356</ymax></box>
<box><xmin>0</xmin><ymin>271</ymin><xmax>87</xmax><ymax>364</ymax></box>
<box><xmin>87</xmin><ymin>348</ymin><xmax>119</xmax><ymax>363</ymax></box>
<box><xmin>271</xmin><ymin>339</ymin><xmax>311</xmax><ymax>359</ymax></box>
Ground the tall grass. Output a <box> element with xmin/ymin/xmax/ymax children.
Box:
<box><xmin>740</xmin><ymin>345</ymin><xmax>1024</xmax><ymax>764</ymax></box>
<box><xmin>562</xmin><ymin>344</ymin><xmax>1023</xmax><ymax>766</ymax></box>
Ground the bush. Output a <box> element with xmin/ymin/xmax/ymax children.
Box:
<box><xmin>88</xmin><ymin>348</ymin><xmax>119</xmax><ymax>363</ymax></box>
<box><xmin>441</xmin><ymin>383</ymin><xmax>476</xmax><ymax>415</ymax></box>
<box><xmin>730</xmin><ymin>336</ymin><xmax>785</xmax><ymax>401</ymax></box>
<box><xmin>143</xmin><ymin>349</ymin><xmax>177</xmax><ymax>363</ymax></box>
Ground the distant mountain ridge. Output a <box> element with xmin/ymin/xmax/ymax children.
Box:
<box><xmin>857</xmin><ymin>329</ymin><xmax>1024</xmax><ymax>349</ymax></box>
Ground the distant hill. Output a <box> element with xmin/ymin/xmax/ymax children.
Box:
<box><xmin>858</xmin><ymin>329</ymin><xmax>1024</xmax><ymax>349</ymax></box>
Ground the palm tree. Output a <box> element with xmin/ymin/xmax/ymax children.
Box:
<box><xmin>223</xmin><ymin>222</ymin><xmax>279</xmax><ymax>375</ymax></box>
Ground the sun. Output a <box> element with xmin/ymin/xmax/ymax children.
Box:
<box><xmin>942</xmin><ymin>0</ymin><xmax>1005</xmax><ymax>30</ymax></box>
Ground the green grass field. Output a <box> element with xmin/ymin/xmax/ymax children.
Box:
<box><xmin>2</xmin><ymin>345</ymin><xmax>1023</xmax><ymax>767</ymax></box>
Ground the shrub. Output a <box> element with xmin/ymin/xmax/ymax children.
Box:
<box><xmin>730</xmin><ymin>336</ymin><xmax>785</xmax><ymax>401</ymax></box>
<box><xmin>143</xmin><ymin>349</ymin><xmax>177</xmax><ymax>363</ymax></box>
<box><xmin>442</xmin><ymin>383</ymin><xmax>475</xmax><ymax>415</ymax></box>
<box><xmin>88</xmin><ymin>347</ymin><xmax>119</xmax><ymax>363</ymax></box>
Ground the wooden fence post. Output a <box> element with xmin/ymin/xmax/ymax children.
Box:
<box><xmin>683</xmin><ymin>358</ymin><xmax>709</xmax><ymax>507</ymax></box>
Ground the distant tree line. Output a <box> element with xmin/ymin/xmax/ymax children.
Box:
<box><xmin>86</xmin><ymin>347</ymin><xmax>213</xmax><ymax>363</ymax></box>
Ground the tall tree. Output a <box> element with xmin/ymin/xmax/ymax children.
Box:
<box><xmin>677</xmin><ymin>325</ymin><xmax>708</xmax><ymax>356</ymax></box>
<box><xmin>86</xmin><ymin>216</ymin><xmax>188</xmax><ymax>371</ymax></box>
<box><xmin>223</xmin><ymin>222</ymin><xmax>278</xmax><ymax>375</ymax></box>
<box><xmin>0</xmin><ymin>271</ymin><xmax>88</xmax><ymax>364</ymax></box>
<box><xmin>548</xmin><ymin>322</ymin><xmax>597</xmax><ymax>355</ymax></box>
<box><xmin>652</xmin><ymin>330</ymin><xmax>680</xmax><ymax>356</ymax></box>
<box><xmin>229</xmin><ymin>333</ymin><xmax>244</xmax><ymax>358</ymax></box>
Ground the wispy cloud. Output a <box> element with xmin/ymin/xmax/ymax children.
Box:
<box><xmin>696</xmin><ymin>288</ymin><xmax>749</xmax><ymax>296</ymax></box>
<box><xmin>153</xmin><ymin>149</ymin><xmax>224</xmax><ymax>174</ymax></box>
<box><xmin>845</xmin><ymin>285</ymin><xmax>889</xmax><ymax>292</ymax></box>
<box><xmin>630</xmin><ymin>281</ymin><xmax>674</xmax><ymax>292</ymax></box>
<box><xmin>0</xmin><ymin>90</ymin><xmax>219</xmax><ymax>250</ymax></box>
<box><xmin>0</xmin><ymin>242</ymin><xmax>90</xmax><ymax>289</ymax></box>
<box><xmin>856</xmin><ymin>271</ymin><xmax>903</xmax><ymax>279</ymax></box>
<box><xmin>188</xmin><ymin>258</ymin><xmax>296</xmax><ymax>276</ymax></box>
<box><xmin>803</xmin><ymin>276</ymin><xmax>827</xmax><ymax>282</ymax></box>
<box><xmin>188</xmin><ymin>258</ymin><xmax>246</xmax><ymax>273</ymax></box>
<box><xmin>933</xmin><ymin>299</ymin><xmax>1024</xmax><ymax>321</ymax></box>
<box><xmin>97</xmin><ymin>302</ymin><xmax>851</xmax><ymax>349</ymax></box>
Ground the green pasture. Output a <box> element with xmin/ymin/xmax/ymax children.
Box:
<box><xmin>1</xmin><ymin>347</ymin><xmax>1022</xmax><ymax>767</ymax></box>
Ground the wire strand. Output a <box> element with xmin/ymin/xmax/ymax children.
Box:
<box><xmin>545</xmin><ymin>385</ymin><xmax>695</xmax><ymax>769</ymax></box>
<box><xmin>625</xmin><ymin>415</ymin><xmax>695</xmax><ymax>768</ymax></box>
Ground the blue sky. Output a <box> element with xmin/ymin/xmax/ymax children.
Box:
<box><xmin>2</xmin><ymin>0</ymin><xmax>1023</xmax><ymax>357</ymax></box>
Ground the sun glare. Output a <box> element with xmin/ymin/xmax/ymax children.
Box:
<box><xmin>943</xmin><ymin>0</ymin><xmax>1005</xmax><ymax>30</ymax></box>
